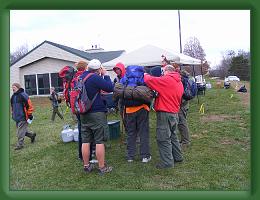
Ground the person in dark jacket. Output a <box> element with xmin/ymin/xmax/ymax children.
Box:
<box><xmin>80</xmin><ymin>59</ymin><xmax>113</xmax><ymax>175</ymax></box>
<box><xmin>49</xmin><ymin>87</ymin><xmax>64</xmax><ymax>122</ymax></box>
<box><xmin>10</xmin><ymin>83</ymin><xmax>36</xmax><ymax>150</ymax></box>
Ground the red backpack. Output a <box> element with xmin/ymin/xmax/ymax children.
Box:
<box><xmin>59</xmin><ymin>66</ymin><xmax>76</xmax><ymax>104</ymax></box>
<box><xmin>70</xmin><ymin>73</ymin><xmax>98</xmax><ymax>114</ymax></box>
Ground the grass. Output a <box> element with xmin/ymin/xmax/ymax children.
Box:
<box><xmin>9</xmin><ymin>81</ymin><xmax>250</xmax><ymax>191</ymax></box>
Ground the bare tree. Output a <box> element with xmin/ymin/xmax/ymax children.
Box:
<box><xmin>10</xmin><ymin>44</ymin><xmax>29</xmax><ymax>65</ymax></box>
<box><xmin>183</xmin><ymin>37</ymin><xmax>206</xmax><ymax>61</ymax></box>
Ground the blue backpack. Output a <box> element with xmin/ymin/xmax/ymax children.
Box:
<box><xmin>120</xmin><ymin>65</ymin><xmax>146</xmax><ymax>107</ymax></box>
<box><xmin>182</xmin><ymin>75</ymin><xmax>197</xmax><ymax>101</ymax></box>
<box><xmin>120</xmin><ymin>65</ymin><xmax>145</xmax><ymax>86</ymax></box>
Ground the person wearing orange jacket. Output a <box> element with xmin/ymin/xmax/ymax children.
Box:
<box><xmin>144</xmin><ymin>65</ymin><xmax>184</xmax><ymax>169</ymax></box>
<box><xmin>10</xmin><ymin>83</ymin><xmax>36</xmax><ymax>150</ymax></box>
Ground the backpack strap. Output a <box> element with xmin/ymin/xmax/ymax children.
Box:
<box><xmin>82</xmin><ymin>72</ymin><xmax>99</xmax><ymax>102</ymax></box>
<box><xmin>82</xmin><ymin>73</ymin><xmax>94</xmax><ymax>83</ymax></box>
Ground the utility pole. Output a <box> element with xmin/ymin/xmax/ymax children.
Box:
<box><xmin>178</xmin><ymin>10</ymin><xmax>182</xmax><ymax>53</ymax></box>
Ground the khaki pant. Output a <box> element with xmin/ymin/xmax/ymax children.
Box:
<box><xmin>156</xmin><ymin>112</ymin><xmax>183</xmax><ymax>167</ymax></box>
<box><xmin>51</xmin><ymin>106</ymin><xmax>63</xmax><ymax>121</ymax></box>
<box><xmin>16</xmin><ymin>121</ymin><xmax>34</xmax><ymax>147</ymax></box>
<box><xmin>178</xmin><ymin>100</ymin><xmax>190</xmax><ymax>144</ymax></box>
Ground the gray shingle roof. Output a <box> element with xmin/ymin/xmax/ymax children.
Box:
<box><xmin>11</xmin><ymin>40</ymin><xmax>125</xmax><ymax>66</ymax></box>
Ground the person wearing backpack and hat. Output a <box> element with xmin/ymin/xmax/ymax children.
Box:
<box><xmin>144</xmin><ymin>65</ymin><xmax>183</xmax><ymax>169</ymax></box>
<box><xmin>11</xmin><ymin>83</ymin><xmax>36</xmax><ymax>150</ymax></box>
<box><xmin>80</xmin><ymin>59</ymin><xmax>114</xmax><ymax>175</ymax></box>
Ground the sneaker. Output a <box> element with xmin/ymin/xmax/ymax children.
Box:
<box><xmin>127</xmin><ymin>159</ymin><xmax>133</xmax><ymax>163</ymax></box>
<box><xmin>14</xmin><ymin>146</ymin><xmax>24</xmax><ymax>150</ymax></box>
<box><xmin>99</xmin><ymin>165</ymin><xmax>113</xmax><ymax>175</ymax></box>
<box><xmin>83</xmin><ymin>164</ymin><xmax>95</xmax><ymax>173</ymax></box>
<box><xmin>31</xmin><ymin>133</ymin><xmax>36</xmax><ymax>143</ymax></box>
<box><xmin>142</xmin><ymin>156</ymin><xmax>152</xmax><ymax>163</ymax></box>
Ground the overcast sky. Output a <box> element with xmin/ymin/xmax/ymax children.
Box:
<box><xmin>10</xmin><ymin>10</ymin><xmax>250</xmax><ymax>68</ymax></box>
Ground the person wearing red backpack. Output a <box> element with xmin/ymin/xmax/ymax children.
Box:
<box><xmin>80</xmin><ymin>59</ymin><xmax>114</xmax><ymax>175</ymax></box>
<box><xmin>59</xmin><ymin>61</ymin><xmax>95</xmax><ymax>162</ymax></box>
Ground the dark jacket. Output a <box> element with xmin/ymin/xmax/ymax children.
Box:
<box><xmin>49</xmin><ymin>91</ymin><xmax>60</xmax><ymax>107</ymax></box>
<box><xmin>11</xmin><ymin>88</ymin><xmax>34</xmax><ymax>123</ymax></box>
<box><xmin>80</xmin><ymin>71</ymin><xmax>113</xmax><ymax>113</ymax></box>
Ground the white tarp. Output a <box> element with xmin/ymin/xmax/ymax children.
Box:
<box><xmin>177</xmin><ymin>53</ymin><xmax>201</xmax><ymax>65</ymax></box>
<box><xmin>102</xmin><ymin>45</ymin><xmax>180</xmax><ymax>69</ymax></box>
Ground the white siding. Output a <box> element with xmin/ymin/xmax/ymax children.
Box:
<box><xmin>10</xmin><ymin>42</ymin><xmax>89</xmax><ymax>95</ymax></box>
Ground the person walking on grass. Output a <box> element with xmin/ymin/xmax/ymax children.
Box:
<box><xmin>80</xmin><ymin>59</ymin><xmax>113</xmax><ymax>175</ymax></box>
<box><xmin>49</xmin><ymin>87</ymin><xmax>64</xmax><ymax>122</ymax></box>
<box><xmin>10</xmin><ymin>83</ymin><xmax>36</xmax><ymax>150</ymax></box>
<box><xmin>144</xmin><ymin>65</ymin><xmax>184</xmax><ymax>169</ymax></box>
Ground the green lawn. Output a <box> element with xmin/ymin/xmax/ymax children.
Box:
<box><xmin>10</xmin><ymin>82</ymin><xmax>250</xmax><ymax>191</ymax></box>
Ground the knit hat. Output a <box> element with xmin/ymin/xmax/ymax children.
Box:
<box><xmin>75</xmin><ymin>61</ymin><xmax>87</xmax><ymax>70</ymax></box>
<box><xmin>87</xmin><ymin>59</ymin><xmax>102</xmax><ymax>70</ymax></box>
<box><xmin>12</xmin><ymin>83</ymin><xmax>21</xmax><ymax>89</ymax></box>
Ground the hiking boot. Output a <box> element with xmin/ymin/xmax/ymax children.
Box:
<box><xmin>98</xmin><ymin>165</ymin><xmax>113</xmax><ymax>175</ymax></box>
<box><xmin>31</xmin><ymin>133</ymin><xmax>36</xmax><ymax>143</ymax></box>
<box><xmin>83</xmin><ymin>164</ymin><xmax>95</xmax><ymax>173</ymax></box>
<box><xmin>142</xmin><ymin>156</ymin><xmax>152</xmax><ymax>163</ymax></box>
<box><xmin>14</xmin><ymin>146</ymin><xmax>24</xmax><ymax>150</ymax></box>
<box><xmin>180</xmin><ymin>142</ymin><xmax>190</xmax><ymax>151</ymax></box>
<box><xmin>155</xmin><ymin>163</ymin><xmax>173</xmax><ymax>169</ymax></box>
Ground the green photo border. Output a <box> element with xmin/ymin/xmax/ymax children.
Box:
<box><xmin>1</xmin><ymin>0</ymin><xmax>259</xmax><ymax>199</ymax></box>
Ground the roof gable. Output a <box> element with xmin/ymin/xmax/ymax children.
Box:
<box><xmin>11</xmin><ymin>40</ymin><xmax>125</xmax><ymax>67</ymax></box>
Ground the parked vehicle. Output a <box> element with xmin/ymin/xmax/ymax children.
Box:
<box><xmin>227</xmin><ymin>76</ymin><xmax>240</xmax><ymax>81</ymax></box>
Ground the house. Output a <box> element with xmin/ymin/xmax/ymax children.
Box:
<box><xmin>10</xmin><ymin>40</ymin><xmax>125</xmax><ymax>96</ymax></box>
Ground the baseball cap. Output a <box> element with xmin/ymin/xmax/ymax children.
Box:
<box><xmin>87</xmin><ymin>59</ymin><xmax>102</xmax><ymax>70</ymax></box>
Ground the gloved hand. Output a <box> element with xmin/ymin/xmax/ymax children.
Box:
<box><xmin>28</xmin><ymin>115</ymin><xmax>33</xmax><ymax>120</ymax></box>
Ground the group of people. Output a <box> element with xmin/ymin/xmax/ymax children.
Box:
<box><xmin>10</xmin><ymin>56</ymin><xmax>192</xmax><ymax>175</ymax></box>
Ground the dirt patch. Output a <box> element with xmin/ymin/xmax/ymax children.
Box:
<box><xmin>235</xmin><ymin>82</ymin><xmax>250</xmax><ymax>108</ymax></box>
<box><xmin>201</xmin><ymin>114</ymin><xmax>240</xmax><ymax>123</ymax></box>
<box><xmin>227</xmin><ymin>81</ymin><xmax>250</xmax><ymax>108</ymax></box>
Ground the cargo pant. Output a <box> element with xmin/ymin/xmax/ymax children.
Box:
<box><xmin>156</xmin><ymin>112</ymin><xmax>183</xmax><ymax>167</ymax></box>
<box><xmin>51</xmin><ymin>106</ymin><xmax>63</xmax><ymax>121</ymax></box>
<box><xmin>178</xmin><ymin>100</ymin><xmax>190</xmax><ymax>144</ymax></box>
<box><xmin>16</xmin><ymin>121</ymin><xmax>35</xmax><ymax>147</ymax></box>
<box><xmin>125</xmin><ymin>108</ymin><xmax>151</xmax><ymax>160</ymax></box>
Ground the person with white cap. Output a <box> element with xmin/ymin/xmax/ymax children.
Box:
<box><xmin>79</xmin><ymin>59</ymin><xmax>114</xmax><ymax>175</ymax></box>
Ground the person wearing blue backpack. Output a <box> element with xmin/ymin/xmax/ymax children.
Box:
<box><xmin>79</xmin><ymin>59</ymin><xmax>114</xmax><ymax>175</ymax></box>
<box><xmin>120</xmin><ymin>65</ymin><xmax>151</xmax><ymax>163</ymax></box>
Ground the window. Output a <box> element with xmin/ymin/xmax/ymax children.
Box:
<box><xmin>38</xmin><ymin>73</ymin><xmax>50</xmax><ymax>95</ymax></box>
<box><xmin>24</xmin><ymin>75</ymin><xmax>37</xmax><ymax>95</ymax></box>
<box><xmin>51</xmin><ymin>73</ymin><xmax>63</xmax><ymax>92</ymax></box>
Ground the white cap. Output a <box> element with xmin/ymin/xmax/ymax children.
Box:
<box><xmin>88</xmin><ymin>59</ymin><xmax>102</xmax><ymax>70</ymax></box>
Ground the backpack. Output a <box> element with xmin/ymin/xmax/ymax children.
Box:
<box><xmin>59</xmin><ymin>66</ymin><xmax>76</xmax><ymax>82</ymax></box>
<box><xmin>59</xmin><ymin>66</ymin><xmax>76</xmax><ymax>104</ymax></box>
<box><xmin>120</xmin><ymin>65</ymin><xmax>147</xmax><ymax>107</ymax></box>
<box><xmin>70</xmin><ymin>73</ymin><xmax>98</xmax><ymax>114</ymax></box>
<box><xmin>121</xmin><ymin>65</ymin><xmax>145</xmax><ymax>86</ymax></box>
<box><xmin>181</xmin><ymin>75</ymin><xmax>197</xmax><ymax>101</ymax></box>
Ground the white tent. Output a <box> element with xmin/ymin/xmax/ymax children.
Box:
<box><xmin>102</xmin><ymin>44</ymin><xmax>180</xmax><ymax>69</ymax></box>
<box><xmin>177</xmin><ymin>53</ymin><xmax>201</xmax><ymax>65</ymax></box>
